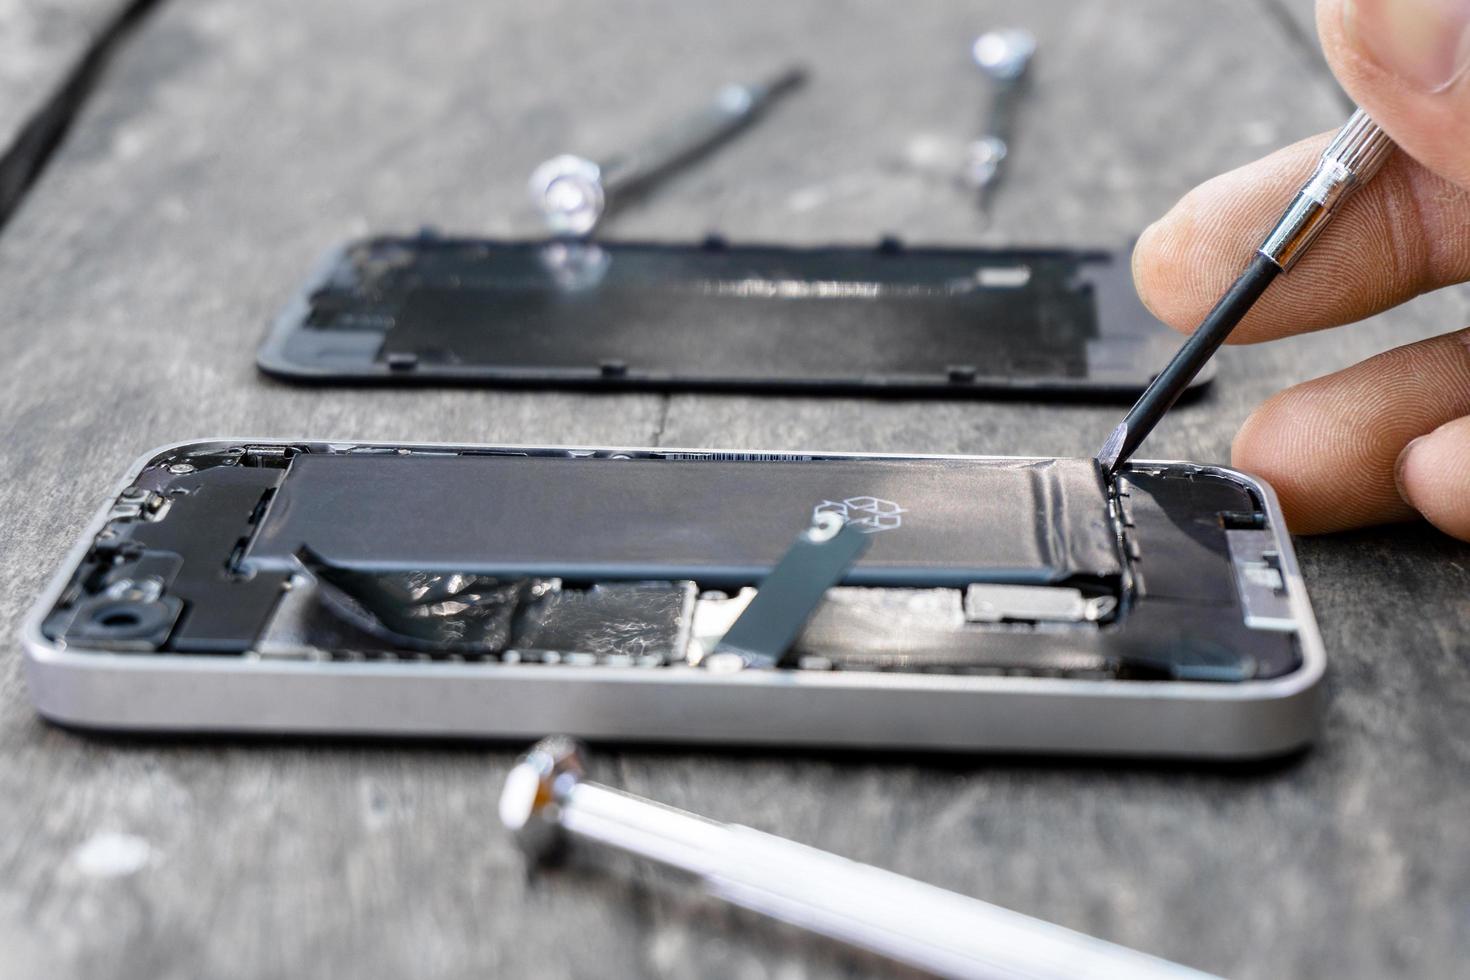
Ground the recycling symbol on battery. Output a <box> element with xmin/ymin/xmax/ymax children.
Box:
<box><xmin>813</xmin><ymin>496</ymin><xmax>907</xmax><ymax>533</ymax></box>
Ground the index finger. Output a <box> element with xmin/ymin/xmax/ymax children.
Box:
<box><xmin>1132</xmin><ymin>132</ymin><xmax>1470</xmax><ymax>345</ymax></box>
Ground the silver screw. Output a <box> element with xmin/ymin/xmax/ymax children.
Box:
<box><xmin>500</xmin><ymin>738</ymin><xmax>1218</xmax><ymax>980</ymax></box>
<box><xmin>966</xmin><ymin>29</ymin><xmax>1037</xmax><ymax>204</ymax></box>
<box><xmin>527</xmin><ymin>155</ymin><xmax>607</xmax><ymax>238</ymax></box>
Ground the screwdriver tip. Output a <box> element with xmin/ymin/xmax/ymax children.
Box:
<box><xmin>1095</xmin><ymin>423</ymin><xmax>1127</xmax><ymax>477</ymax></box>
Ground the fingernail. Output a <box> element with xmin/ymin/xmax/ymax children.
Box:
<box><xmin>1394</xmin><ymin>434</ymin><xmax>1428</xmax><ymax>503</ymax></box>
<box><xmin>1345</xmin><ymin>0</ymin><xmax>1470</xmax><ymax>92</ymax></box>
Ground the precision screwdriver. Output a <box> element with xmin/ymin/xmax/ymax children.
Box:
<box><xmin>528</xmin><ymin>65</ymin><xmax>807</xmax><ymax>237</ymax></box>
<box><xmin>500</xmin><ymin>738</ymin><xmax>1217</xmax><ymax>980</ymax></box>
<box><xmin>965</xmin><ymin>29</ymin><xmax>1037</xmax><ymax>209</ymax></box>
<box><xmin>1096</xmin><ymin>109</ymin><xmax>1396</xmax><ymax>475</ymax></box>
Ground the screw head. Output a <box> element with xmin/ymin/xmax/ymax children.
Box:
<box><xmin>499</xmin><ymin>737</ymin><xmax>586</xmax><ymax>864</ymax></box>
<box><xmin>972</xmin><ymin>29</ymin><xmax>1037</xmax><ymax>81</ymax></box>
<box><xmin>528</xmin><ymin>154</ymin><xmax>606</xmax><ymax>237</ymax></box>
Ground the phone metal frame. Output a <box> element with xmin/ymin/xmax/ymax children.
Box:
<box><xmin>20</xmin><ymin>439</ymin><xmax>1324</xmax><ymax>759</ymax></box>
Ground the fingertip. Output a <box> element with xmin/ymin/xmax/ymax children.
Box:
<box><xmin>1131</xmin><ymin>200</ymin><xmax>1206</xmax><ymax>336</ymax></box>
<box><xmin>1395</xmin><ymin>415</ymin><xmax>1470</xmax><ymax>541</ymax></box>
<box><xmin>1130</xmin><ymin>221</ymin><xmax>1166</xmax><ymax>323</ymax></box>
<box><xmin>1318</xmin><ymin>0</ymin><xmax>1470</xmax><ymax>191</ymax></box>
<box><xmin>1231</xmin><ymin>380</ymin><xmax>1418</xmax><ymax>534</ymax></box>
<box><xmin>1233</xmin><ymin>328</ymin><xmax>1470</xmax><ymax>536</ymax></box>
<box><xmin>1231</xmin><ymin>388</ymin><xmax>1339</xmax><ymax>534</ymax></box>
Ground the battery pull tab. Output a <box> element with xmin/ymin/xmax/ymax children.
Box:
<box><xmin>706</xmin><ymin>513</ymin><xmax>871</xmax><ymax>670</ymax></box>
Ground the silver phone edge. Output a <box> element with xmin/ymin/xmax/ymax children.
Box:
<box><xmin>20</xmin><ymin>437</ymin><xmax>1325</xmax><ymax>760</ymax></box>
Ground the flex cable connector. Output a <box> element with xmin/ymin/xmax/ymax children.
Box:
<box><xmin>1257</xmin><ymin>109</ymin><xmax>1395</xmax><ymax>271</ymax></box>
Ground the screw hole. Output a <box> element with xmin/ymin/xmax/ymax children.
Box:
<box><xmin>97</xmin><ymin>610</ymin><xmax>141</xmax><ymax>628</ymax></box>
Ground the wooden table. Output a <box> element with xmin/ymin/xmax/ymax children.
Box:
<box><xmin>2</xmin><ymin>2</ymin><xmax>1466</xmax><ymax>976</ymax></box>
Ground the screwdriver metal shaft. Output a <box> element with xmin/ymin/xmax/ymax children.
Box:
<box><xmin>1097</xmin><ymin>108</ymin><xmax>1396</xmax><ymax>475</ymax></box>
<box><xmin>500</xmin><ymin>738</ymin><xmax>1217</xmax><ymax>980</ymax></box>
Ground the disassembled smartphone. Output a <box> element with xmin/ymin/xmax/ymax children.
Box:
<box><xmin>23</xmin><ymin>439</ymin><xmax>1322</xmax><ymax>759</ymax></box>
<box><xmin>257</xmin><ymin>236</ymin><xmax>1214</xmax><ymax>398</ymax></box>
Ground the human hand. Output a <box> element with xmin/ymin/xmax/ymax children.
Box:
<box><xmin>1131</xmin><ymin>0</ymin><xmax>1470</xmax><ymax>541</ymax></box>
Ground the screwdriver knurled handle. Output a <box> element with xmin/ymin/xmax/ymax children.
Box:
<box><xmin>1258</xmin><ymin>108</ymin><xmax>1394</xmax><ymax>270</ymax></box>
<box><xmin>1323</xmin><ymin>108</ymin><xmax>1395</xmax><ymax>177</ymax></box>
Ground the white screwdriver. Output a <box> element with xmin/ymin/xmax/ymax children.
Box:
<box><xmin>500</xmin><ymin>738</ymin><xmax>1219</xmax><ymax>980</ymax></box>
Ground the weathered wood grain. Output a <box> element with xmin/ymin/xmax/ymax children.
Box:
<box><xmin>0</xmin><ymin>1</ymin><xmax>120</xmax><ymax>140</ymax></box>
<box><xmin>1263</xmin><ymin>0</ymin><xmax>1353</xmax><ymax>111</ymax></box>
<box><xmin>0</xmin><ymin>0</ymin><xmax>144</xmax><ymax>222</ymax></box>
<box><xmin>0</xmin><ymin>2</ymin><xmax>1467</xmax><ymax>979</ymax></box>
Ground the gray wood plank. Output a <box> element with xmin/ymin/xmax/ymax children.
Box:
<box><xmin>1271</xmin><ymin>0</ymin><xmax>1321</xmax><ymax>49</ymax></box>
<box><xmin>0</xmin><ymin>2</ymin><xmax>1467</xmax><ymax>979</ymax></box>
<box><xmin>0</xmin><ymin>1</ymin><xmax>118</xmax><ymax>139</ymax></box>
<box><xmin>1262</xmin><ymin>0</ymin><xmax>1353</xmax><ymax>111</ymax></box>
<box><xmin>0</xmin><ymin>0</ymin><xmax>142</xmax><ymax>220</ymax></box>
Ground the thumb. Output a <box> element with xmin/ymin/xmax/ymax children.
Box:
<box><xmin>1320</xmin><ymin>0</ymin><xmax>1470</xmax><ymax>190</ymax></box>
